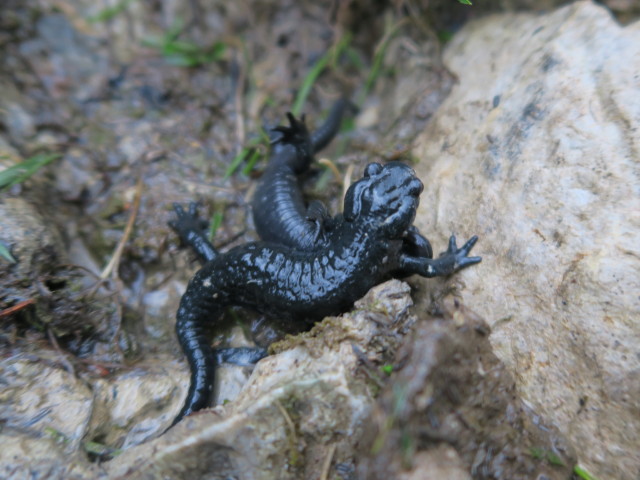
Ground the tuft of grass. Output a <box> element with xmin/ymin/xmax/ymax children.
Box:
<box><xmin>224</xmin><ymin>128</ymin><xmax>270</xmax><ymax>179</ymax></box>
<box><xmin>88</xmin><ymin>0</ymin><xmax>136</xmax><ymax>23</ymax></box>
<box><xmin>0</xmin><ymin>153</ymin><xmax>61</xmax><ymax>191</ymax></box>
<box><xmin>142</xmin><ymin>20</ymin><xmax>225</xmax><ymax>67</ymax></box>
<box><xmin>291</xmin><ymin>34</ymin><xmax>352</xmax><ymax>116</ymax></box>
<box><xmin>224</xmin><ymin>141</ymin><xmax>259</xmax><ymax>179</ymax></box>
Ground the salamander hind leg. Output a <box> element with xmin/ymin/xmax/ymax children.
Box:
<box><xmin>305</xmin><ymin>200</ymin><xmax>333</xmax><ymax>242</ymax></box>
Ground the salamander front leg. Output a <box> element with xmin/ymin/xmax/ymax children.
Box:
<box><xmin>401</xmin><ymin>225</ymin><xmax>433</xmax><ymax>259</ymax></box>
<box><xmin>169</xmin><ymin>202</ymin><xmax>218</xmax><ymax>264</ymax></box>
<box><xmin>392</xmin><ymin>226</ymin><xmax>433</xmax><ymax>277</ymax></box>
<box><xmin>399</xmin><ymin>235</ymin><xmax>481</xmax><ymax>278</ymax></box>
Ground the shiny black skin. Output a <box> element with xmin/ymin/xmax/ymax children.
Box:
<box><xmin>168</xmin><ymin>105</ymin><xmax>481</xmax><ymax>426</ymax></box>
<box><xmin>252</xmin><ymin>98</ymin><xmax>355</xmax><ymax>250</ymax></box>
<box><xmin>253</xmin><ymin>102</ymin><xmax>434</xmax><ymax>265</ymax></box>
<box><xmin>169</xmin><ymin>160</ymin><xmax>481</xmax><ymax>426</ymax></box>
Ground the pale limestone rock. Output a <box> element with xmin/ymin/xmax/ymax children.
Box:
<box><xmin>104</xmin><ymin>280</ymin><xmax>415</xmax><ymax>479</ymax></box>
<box><xmin>0</xmin><ymin>358</ymin><xmax>93</xmax><ymax>453</ymax></box>
<box><xmin>412</xmin><ymin>3</ymin><xmax>640</xmax><ymax>479</ymax></box>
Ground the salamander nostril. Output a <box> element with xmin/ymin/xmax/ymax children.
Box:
<box><xmin>409</xmin><ymin>178</ymin><xmax>424</xmax><ymax>195</ymax></box>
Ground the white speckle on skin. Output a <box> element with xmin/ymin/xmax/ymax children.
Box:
<box><xmin>203</xmin><ymin>278</ymin><xmax>212</xmax><ymax>287</ymax></box>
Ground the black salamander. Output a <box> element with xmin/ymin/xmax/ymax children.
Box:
<box><xmin>168</xmin><ymin>109</ymin><xmax>481</xmax><ymax>427</ymax></box>
<box><xmin>253</xmin><ymin>103</ymin><xmax>434</xmax><ymax>263</ymax></box>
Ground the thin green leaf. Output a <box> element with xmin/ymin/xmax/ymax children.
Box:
<box><xmin>359</xmin><ymin>21</ymin><xmax>407</xmax><ymax>104</ymax></box>
<box><xmin>208</xmin><ymin>210</ymin><xmax>224</xmax><ymax>240</ymax></box>
<box><xmin>141</xmin><ymin>36</ymin><xmax>165</xmax><ymax>50</ymax></box>
<box><xmin>142</xmin><ymin>21</ymin><xmax>225</xmax><ymax>68</ymax></box>
<box><xmin>457</xmin><ymin>0</ymin><xmax>473</xmax><ymax>4</ymax></box>
<box><xmin>343</xmin><ymin>46</ymin><xmax>365</xmax><ymax>70</ymax></box>
<box><xmin>292</xmin><ymin>34</ymin><xmax>352</xmax><ymax>116</ymax></box>
<box><xmin>225</xmin><ymin>136</ymin><xmax>264</xmax><ymax>179</ymax></box>
<box><xmin>0</xmin><ymin>153</ymin><xmax>61</xmax><ymax>191</ymax></box>
<box><xmin>44</xmin><ymin>427</ymin><xmax>69</xmax><ymax>444</ymax></box>
<box><xmin>83</xmin><ymin>440</ymin><xmax>122</xmax><ymax>457</ymax></box>
<box><xmin>88</xmin><ymin>0</ymin><xmax>135</xmax><ymax>23</ymax></box>
<box><xmin>574</xmin><ymin>465</ymin><xmax>600</xmax><ymax>480</ymax></box>
<box><xmin>529</xmin><ymin>447</ymin><xmax>545</xmax><ymax>459</ymax></box>
<box><xmin>547</xmin><ymin>452</ymin><xmax>565</xmax><ymax>467</ymax></box>
<box><xmin>164</xmin><ymin>40</ymin><xmax>202</xmax><ymax>55</ymax></box>
<box><xmin>0</xmin><ymin>242</ymin><xmax>16</xmax><ymax>263</ymax></box>
<box><xmin>224</xmin><ymin>149</ymin><xmax>249</xmax><ymax>180</ymax></box>
<box><xmin>241</xmin><ymin>149</ymin><xmax>262</xmax><ymax>175</ymax></box>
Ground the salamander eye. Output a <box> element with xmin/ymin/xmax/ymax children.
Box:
<box><xmin>364</xmin><ymin>163</ymin><xmax>383</xmax><ymax>177</ymax></box>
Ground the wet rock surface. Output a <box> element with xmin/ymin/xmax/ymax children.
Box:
<box><xmin>105</xmin><ymin>280</ymin><xmax>415</xmax><ymax>480</ymax></box>
<box><xmin>412</xmin><ymin>2</ymin><xmax>640</xmax><ymax>479</ymax></box>
<box><xmin>357</xmin><ymin>297</ymin><xmax>576</xmax><ymax>480</ymax></box>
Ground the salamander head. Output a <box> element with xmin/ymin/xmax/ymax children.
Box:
<box><xmin>343</xmin><ymin>162</ymin><xmax>423</xmax><ymax>238</ymax></box>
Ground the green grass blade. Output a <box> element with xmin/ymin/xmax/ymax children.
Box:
<box><xmin>141</xmin><ymin>17</ymin><xmax>225</xmax><ymax>68</ymax></box>
<box><xmin>0</xmin><ymin>153</ymin><xmax>61</xmax><ymax>191</ymax></box>
<box><xmin>224</xmin><ymin>148</ymin><xmax>249</xmax><ymax>180</ymax></box>
<box><xmin>0</xmin><ymin>242</ymin><xmax>16</xmax><ymax>263</ymax></box>
<box><xmin>208</xmin><ymin>209</ymin><xmax>224</xmax><ymax>240</ymax></box>
<box><xmin>574</xmin><ymin>465</ymin><xmax>600</xmax><ymax>480</ymax></box>
<box><xmin>241</xmin><ymin>149</ymin><xmax>262</xmax><ymax>175</ymax></box>
<box><xmin>292</xmin><ymin>34</ymin><xmax>351</xmax><ymax>116</ymax></box>
<box><xmin>88</xmin><ymin>0</ymin><xmax>135</xmax><ymax>23</ymax></box>
<box><xmin>225</xmin><ymin>136</ymin><xmax>264</xmax><ymax>179</ymax></box>
<box><xmin>359</xmin><ymin>21</ymin><xmax>408</xmax><ymax>104</ymax></box>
